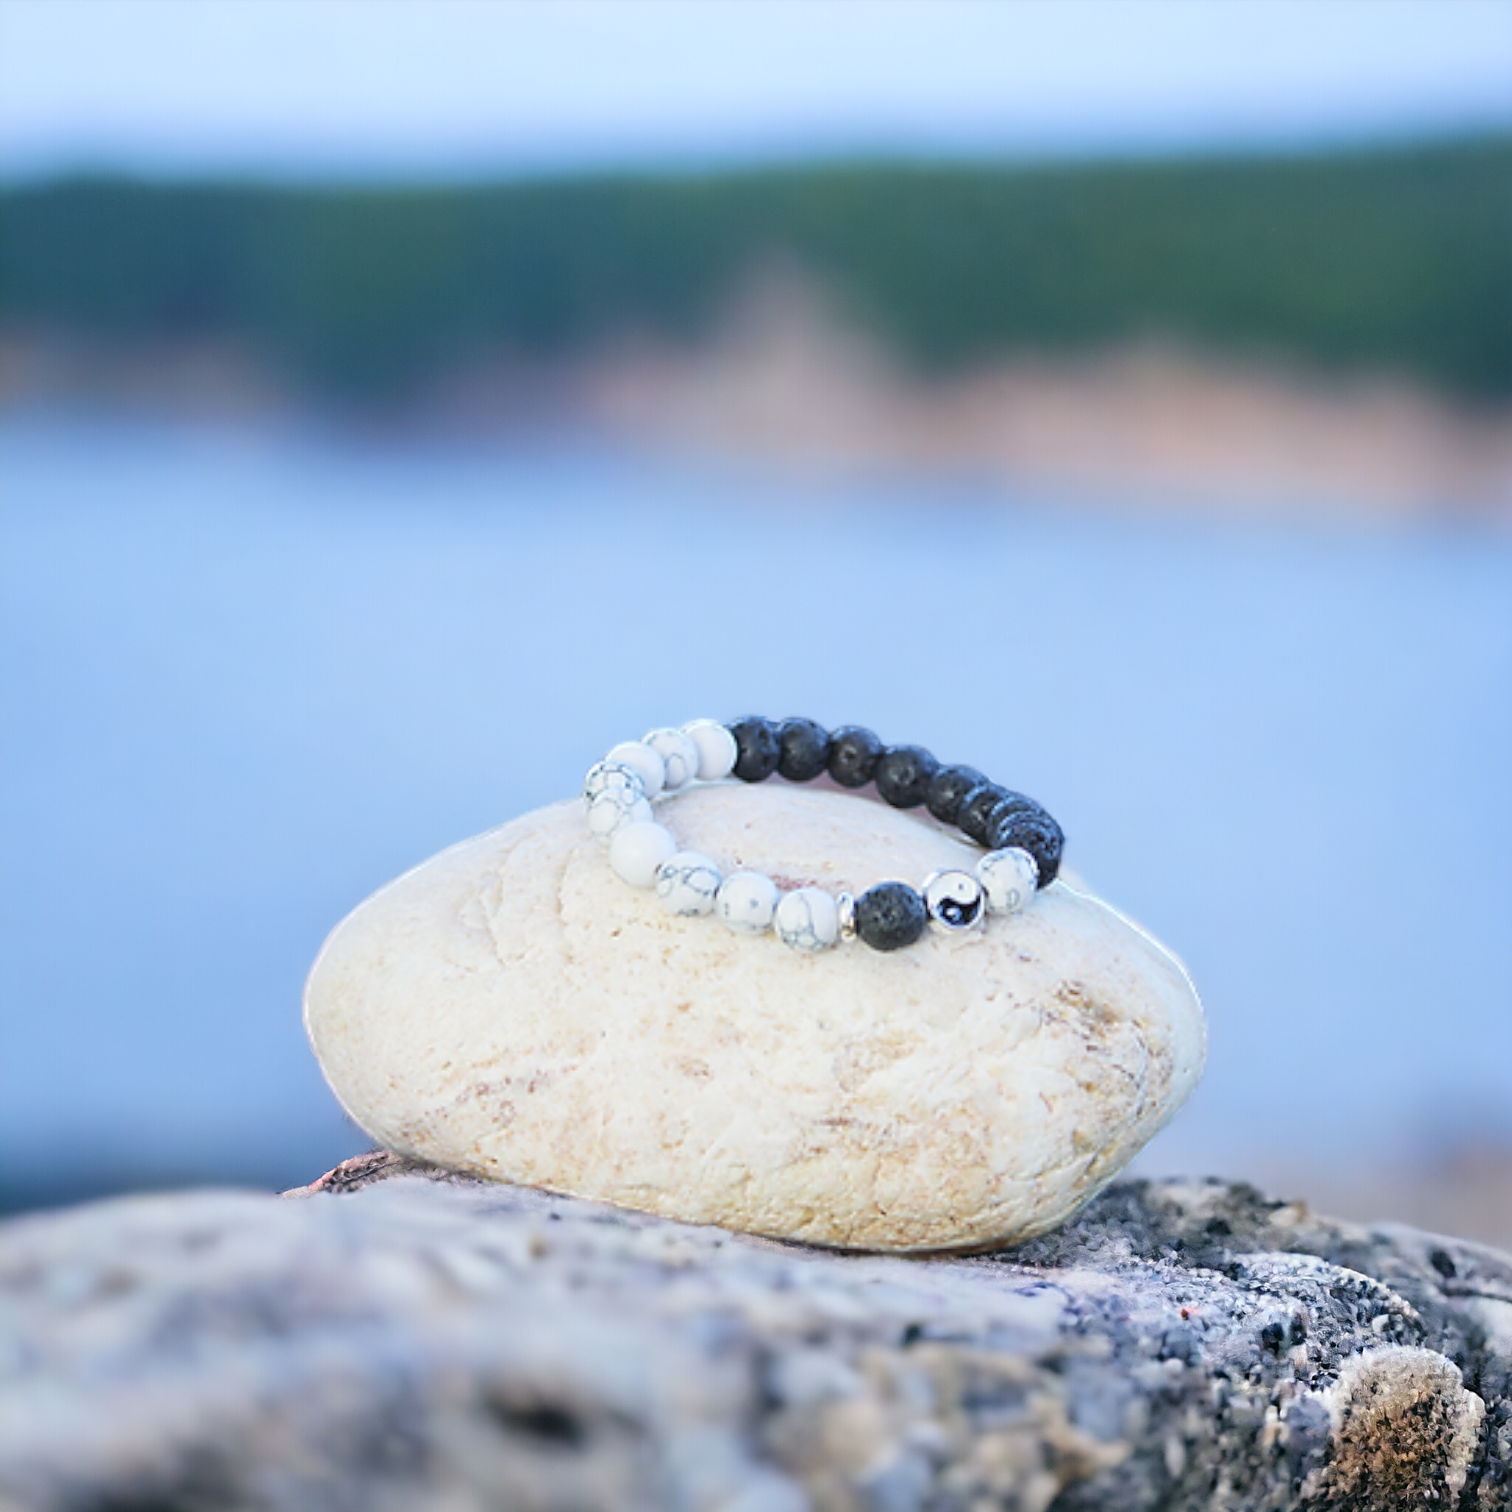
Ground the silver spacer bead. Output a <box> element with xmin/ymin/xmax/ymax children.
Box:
<box><xmin>836</xmin><ymin>891</ymin><xmax>858</xmax><ymax>941</ymax></box>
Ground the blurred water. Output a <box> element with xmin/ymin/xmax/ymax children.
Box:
<box><xmin>2</xmin><ymin>414</ymin><xmax>1510</xmax><ymax>1202</ymax></box>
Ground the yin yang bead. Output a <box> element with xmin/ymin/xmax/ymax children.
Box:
<box><xmin>609</xmin><ymin>821</ymin><xmax>677</xmax><ymax>888</ymax></box>
<box><xmin>643</xmin><ymin>728</ymin><xmax>699</xmax><ymax>790</ymax></box>
<box><xmin>716</xmin><ymin>872</ymin><xmax>779</xmax><ymax>935</ymax></box>
<box><xmin>655</xmin><ymin>851</ymin><xmax>723</xmax><ymax>916</ymax></box>
<box><xmin>582</xmin><ymin>718</ymin><xmax>1063</xmax><ymax>954</ymax></box>
<box><xmin>976</xmin><ymin>847</ymin><xmax>1039</xmax><ymax>915</ymax></box>
<box><xmin>922</xmin><ymin>869</ymin><xmax>986</xmax><ymax>932</ymax></box>
<box><xmin>774</xmin><ymin>887</ymin><xmax>840</xmax><ymax>953</ymax></box>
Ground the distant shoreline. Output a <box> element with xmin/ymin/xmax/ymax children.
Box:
<box><xmin>576</xmin><ymin>285</ymin><xmax>1512</xmax><ymax>519</ymax></box>
<box><xmin>6</xmin><ymin>139</ymin><xmax>1510</xmax><ymax>517</ymax></box>
<box><xmin>6</xmin><ymin>321</ymin><xmax>1510</xmax><ymax>520</ymax></box>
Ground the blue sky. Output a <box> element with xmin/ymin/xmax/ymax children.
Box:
<box><xmin>2</xmin><ymin>0</ymin><xmax>1511</xmax><ymax>178</ymax></box>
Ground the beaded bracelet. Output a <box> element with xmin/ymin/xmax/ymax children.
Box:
<box><xmin>581</xmin><ymin>717</ymin><xmax>1064</xmax><ymax>955</ymax></box>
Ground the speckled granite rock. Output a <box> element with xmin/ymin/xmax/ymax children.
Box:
<box><xmin>304</xmin><ymin>783</ymin><xmax>1205</xmax><ymax>1252</ymax></box>
<box><xmin>0</xmin><ymin>1157</ymin><xmax>1507</xmax><ymax>1511</ymax></box>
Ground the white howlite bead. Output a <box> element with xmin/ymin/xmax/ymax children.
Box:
<box><xmin>605</xmin><ymin>741</ymin><xmax>665</xmax><ymax>798</ymax></box>
<box><xmin>977</xmin><ymin>847</ymin><xmax>1040</xmax><ymax>915</ymax></box>
<box><xmin>774</xmin><ymin>887</ymin><xmax>840</xmax><ymax>953</ymax></box>
<box><xmin>655</xmin><ymin>851</ymin><xmax>723</xmax><ymax>916</ymax></box>
<box><xmin>681</xmin><ymin>719</ymin><xmax>738</xmax><ymax>782</ymax></box>
<box><xmin>642</xmin><ymin>728</ymin><xmax>700</xmax><ymax>790</ymax></box>
<box><xmin>716</xmin><ymin>871</ymin><xmax>779</xmax><ymax>935</ymax></box>
<box><xmin>586</xmin><ymin>788</ymin><xmax>652</xmax><ymax>843</ymax></box>
<box><xmin>609</xmin><ymin>821</ymin><xmax>677</xmax><ymax>888</ymax></box>
<box><xmin>582</xmin><ymin>760</ymin><xmax>643</xmax><ymax>808</ymax></box>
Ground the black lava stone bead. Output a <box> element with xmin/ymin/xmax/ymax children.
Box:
<box><xmin>727</xmin><ymin>716</ymin><xmax>781</xmax><ymax>783</ymax></box>
<box><xmin>981</xmin><ymin>791</ymin><xmax>1038</xmax><ymax>848</ymax></box>
<box><xmin>926</xmin><ymin>764</ymin><xmax>987</xmax><ymax>825</ymax></box>
<box><xmin>855</xmin><ymin>881</ymin><xmax>928</xmax><ymax>952</ymax></box>
<box><xmin>826</xmin><ymin>725</ymin><xmax>884</xmax><ymax>789</ymax></box>
<box><xmin>873</xmin><ymin>745</ymin><xmax>940</xmax><ymax>808</ymax></box>
<box><xmin>956</xmin><ymin>783</ymin><xmax>1011</xmax><ymax>845</ymax></box>
<box><xmin>991</xmin><ymin>806</ymin><xmax>1065</xmax><ymax>888</ymax></box>
<box><xmin>776</xmin><ymin>718</ymin><xmax>830</xmax><ymax>782</ymax></box>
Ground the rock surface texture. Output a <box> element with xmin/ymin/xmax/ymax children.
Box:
<box><xmin>304</xmin><ymin>784</ymin><xmax>1205</xmax><ymax>1251</ymax></box>
<box><xmin>1</xmin><ymin>1157</ymin><xmax>1508</xmax><ymax>1511</ymax></box>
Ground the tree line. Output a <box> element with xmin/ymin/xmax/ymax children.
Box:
<box><xmin>1</xmin><ymin>136</ymin><xmax>1507</xmax><ymax>399</ymax></box>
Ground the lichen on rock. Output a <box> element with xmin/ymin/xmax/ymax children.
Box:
<box><xmin>1</xmin><ymin>1160</ymin><xmax>1507</xmax><ymax>1510</ymax></box>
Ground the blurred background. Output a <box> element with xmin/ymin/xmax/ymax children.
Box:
<box><xmin>2</xmin><ymin>0</ymin><xmax>1510</xmax><ymax>1244</ymax></box>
